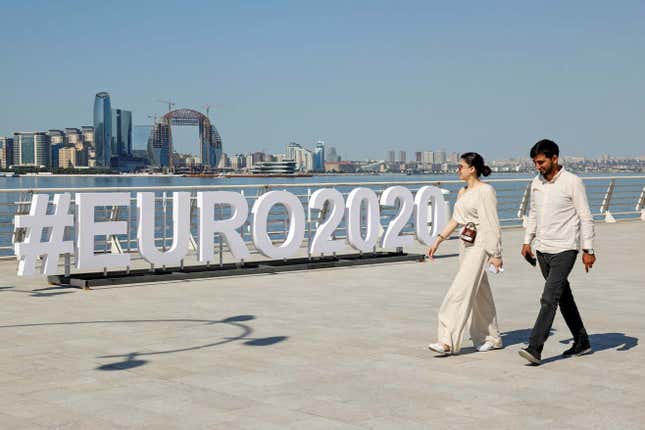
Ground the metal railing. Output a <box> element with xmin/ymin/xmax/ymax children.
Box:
<box><xmin>2</xmin><ymin>176</ymin><xmax>644</xmax><ymax>271</ymax></box>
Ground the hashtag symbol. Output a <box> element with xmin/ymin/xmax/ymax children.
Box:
<box><xmin>14</xmin><ymin>193</ymin><xmax>74</xmax><ymax>276</ymax></box>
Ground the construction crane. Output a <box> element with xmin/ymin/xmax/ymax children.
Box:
<box><xmin>147</xmin><ymin>114</ymin><xmax>157</xmax><ymax>124</ymax></box>
<box><xmin>202</xmin><ymin>103</ymin><xmax>225</xmax><ymax>119</ymax></box>
<box><xmin>157</xmin><ymin>99</ymin><xmax>175</xmax><ymax>113</ymax></box>
<box><xmin>202</xmin><ymin>104</ymin><xmax>211</xmax><ymax>118</ymax></box>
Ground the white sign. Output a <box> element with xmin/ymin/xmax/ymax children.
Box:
<box><xmin>13</xmin><ymin>186</ymin><xmax>449</xmax><ymax>276</ymax></box>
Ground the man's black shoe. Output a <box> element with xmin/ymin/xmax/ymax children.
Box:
<box><xmin>518</xmin><ymin>347</ymin><xmax>542</xmax><ymax>365</ymax></box>
<box><xmin>562</xmin><ymin>340</ymin><xmax>592</xmax><ymax>357</ymax></box>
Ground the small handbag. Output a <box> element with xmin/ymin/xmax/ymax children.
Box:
<box><xmin>460</xmin><ymin>222</ymin><xmax>477</xmax><ymax>243</ymax></box>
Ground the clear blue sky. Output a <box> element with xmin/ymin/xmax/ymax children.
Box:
<box><xmin>1</xmin><ymin>0</ymin><xmax>644</xmax><ymax>160</ymax></box>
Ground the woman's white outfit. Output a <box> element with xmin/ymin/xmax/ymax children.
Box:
<box><xmin>436</xmin><ymin>183</ymin><xmax>503</xmax><ymax>353</ymax></box>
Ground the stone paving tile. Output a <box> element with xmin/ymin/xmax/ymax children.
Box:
<box><xmin>0</xmin><ymin>221</ymin><xmax>643</xmax><ymax>429</ymax></box>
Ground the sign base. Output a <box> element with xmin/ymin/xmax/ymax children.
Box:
<box><xmin>48</xmin><ymin>251</ymin><xmax>426</xmax><ymax>288</ymax></box>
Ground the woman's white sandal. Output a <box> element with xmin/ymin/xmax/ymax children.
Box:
<box><xmin>428</xmin><ymin>343</ymin><xmax>451</xmax><ymax>356</ymax></box>
<box><xmin>476</xmin><ymin>341</ymin><xmax>502</xmax><ymax>352</ymax></box>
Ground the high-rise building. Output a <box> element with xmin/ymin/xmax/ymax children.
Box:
<box><xmin>12</xmin><ymin>132</ymin><xmax>50</xmax><ymax>168</ymax></box>
<box><xmin>230</xmin><ymin>154</ymin><xmax>246</xmax><ymax>170</ymax></box>
<box><xmin>399</xmin><ymin>151</ymin><xmax>406</xmax><ymax>163</ymax></box>
<box><xmin>326</xmin><ymin>146</ymin><xmax>340</xmax><ymax>162</ymax></box>
<box><xmin>65</xmin><ymin>128</ymin><xmax>82</xmax><ymax>146</ymax></box>
<box><xmin>111</xmin><ymin>109</ymin><xmax>132</xmax><ymax>158</ymax></box>
<box><xmin>0</xmin><ymin>137</ymin><xmax>13</xmax><ymax>169</ymax></box>
<box><xmin>133</xmin><ymin>125</ymin><xmax>152</xmax><ymax>151</ymax></box>
<box><xmin>63</xmin><ymin>128</ymin><xmax>87</xmax><ymax>167</ymax></box>
<box><xmin>286</xmin><ymin>142</ymin><xmax>313</xmax><ymax>171</ymax></box>
<box><xmin>80</xmin><ymin>126</ymin><xmax>95</xmax><ymax>167</ymax></box>
<box><xmin>81</xmin><ymin>126</ymin><xmax>94</xmax><ymax>146</ymax></box>
<box><xmin>93</xmin><ymin>92</ymin><xmax>112</xmax><ymax>167</ymax></box>
<box><xmin>245</xmin><ymin>152</ymin><xmax>266</xmax><ymax>169</ymax></box>
<box><xmin>415</xmin><ymin>152</ymin><xmax>422</xmax><ymax>163</ymax></box>
<box><xmin>434</xmin><ymin>151</ymin><xmax>447</xmax><ymax>164</ymax></box>
<box><xmin>47</xmin><ymin>130</ymin><xmax>65</xmax><ymax>146</ymax></box>
<box><xmin>58</xmin><ymin>146</ymin><xmax>77</xmax><ymax>169</ymax></box>
<box><xmin>47</xmin><ymin>130</ymin><xmax>65</xmax><ymax>170</ymax></box>
<box><xmin>217</xmin><ymin>153</ymin><xmax>229</xmax><ymax>169</ymax></box>
<box><xmin>422</xmin><ymin>151</ymin><xmax>435</xmax><ymax>165</ymax></box>
<box><xmin>313</xmin><ymin>141</ymin><xmax>325</xmax><ymax>172</ymax></box>
<box><xmin>387</xmin><ymin>150</ymin><xmax>395</xmax><ymax>163</ymax></box>
<box><xmin>286</xmin><ymin>142</ymin><xmax>302</xmax><ymax>161</ymax></box>
<box><xmin>147</xmin><ymin>122</ymin><xmax>170</xmax><ymax>167</ymax></box>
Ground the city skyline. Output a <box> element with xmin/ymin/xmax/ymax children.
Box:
<box><xmin>2</xmin><ymin>2</ymin><xmax>645</xmax><ymax>160</ymax></box>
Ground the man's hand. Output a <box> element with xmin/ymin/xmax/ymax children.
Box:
<box><xmin>582</xmin><ymin>252</ymin><xmax>596</xmax><ymax>272</ymax></box>
<box><xmin>521</xmin><ymin>244</ymin><xmax>534</xmax><ymax>259</ymax></box>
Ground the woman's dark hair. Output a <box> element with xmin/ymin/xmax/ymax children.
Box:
<box><xmin>460</xmin><ymin>152</ymin><xmax>491</xmax><ymax>177</ymax></box>
<box><xmin>530</xmin><ymin>139</ymin><xmax>559</xmax><ymax>159</ymax></box>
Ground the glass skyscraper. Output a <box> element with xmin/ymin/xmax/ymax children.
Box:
<box><xmin>112</xmin><ymin>109</ymin><xmax>132</xmax><ymax>157</ymax></box>
<box><xmin>133</xmin><ymin>125</ymin><xmax>152</xmax><ymax>151</ymax></box>
<box><xmin>313</xmin><ymin>141</ymin><xmax>325</xmax><ymax>172</ymax></box>
<box><xmin>93</xmin><ymin>92</ymin><xmax>112</xmax><ymax>167</ymax></box>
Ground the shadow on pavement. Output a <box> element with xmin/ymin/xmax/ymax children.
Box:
<box><xmin>500</xmin><ymin>328</ymin><xmax>555</xmax><ymax>347</ymax></box>
<box><xmin>0</xmin><ymin>285</ymin><xmax>76</xmax><ymax>297</ymax></box>
<box><xmin>539</xmin><ymin>332</ymin><xmax>638</xmax><ymax>365</ymax></box>
<box><xmin>560</xmin><ymin>332</ymin><xmax>638</xmax><ymax>352</ymax></box>
<box><xmin>0</xmin><ymin>314</ymin><xmax>288</xmax><ymax>371</ymax></box>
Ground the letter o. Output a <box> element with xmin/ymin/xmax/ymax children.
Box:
<box><xmin>414</xmin><ymin>186</ymin><xmax>449</xmax><ymax>245</ymax></box>
<box><xmin>251</xmin><ymin>191</ymin><xmax>306</xmax><ymax>259</ymax></box>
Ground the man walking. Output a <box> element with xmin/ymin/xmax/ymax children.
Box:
<box><xmin>519</xmin><ymin>139</ymin><xmax>596</xmax><ymax>365</ymax></box>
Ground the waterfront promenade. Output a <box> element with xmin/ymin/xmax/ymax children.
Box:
<box><xmin>1</xmin><ymin>221</ymin><xmax>643</xmax><ymax>429</ymax></box>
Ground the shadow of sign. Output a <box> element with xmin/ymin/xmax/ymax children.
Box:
<box><xmin>0</xmin><ymin>285</ymin><xmax>75</xmax><ymax>298</ymax></box>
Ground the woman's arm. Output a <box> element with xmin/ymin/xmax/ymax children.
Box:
<box><xmin>438</xmin><ymin>218</ymin><xmax>459</xmax><ymax>240</ymax></box>
<box><xmin>479</xmin><ymin>185</ymin><xmax>503</xmax><ymax>259</ymax></box>
<box><xmin>427</xmin><ymin>218</ymin><xmax>459</xmax><ymax>259</ymax></box>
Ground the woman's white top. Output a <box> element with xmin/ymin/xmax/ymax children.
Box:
<box><xmin>452</xmin><ymin>183</ymin><xmax>503</xmax><ymax>258</ymax></box>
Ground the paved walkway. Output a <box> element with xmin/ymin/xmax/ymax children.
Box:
<box><xmin>1</xmin><ymin>222</ymin><xmax>643</xmax><ymax>429</ymax></box>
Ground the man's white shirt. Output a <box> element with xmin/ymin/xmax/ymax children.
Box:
<box><xmin>523</xmin><ymin>167</ymin><xmax>595</xmax><ymax>253</ymax></box>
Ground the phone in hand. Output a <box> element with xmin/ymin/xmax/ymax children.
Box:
<box><xmin>524</xmin><ymin>253</ymin><xmax>537</xmax><ymax>267</ymax></box>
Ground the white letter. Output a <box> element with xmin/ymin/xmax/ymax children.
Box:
<box><xmin>137</xmin><ymin>192</ymin><xmax>191</xmax><ymax>266</ymax></box>
<box><xmin>197</xmin><ymin>191</ymin><xmax>250</xmax><ymax>262</ymax></box>
<box><xmin>309</xmin><ymin>188</ymin><xmax>346</xmax><ymax>255</ymax></box>
<box><xmin>76</xmin><ymin>193</ymin><xmax>130</xmax><ymax>270</ymax></box>
<box><xmin>414</xmin><ymin>186</ymin><xmax>449</xmax><ymax>245</ymax></box>
<box><xmin>345</xmin><ymin>187</ymin><xmax>380</xmax><ymax>252</ymax></box>
<box><xmin>251</xmin><ymin>191</ymin><xmax>305</xmax><ymax>259</ymax></box>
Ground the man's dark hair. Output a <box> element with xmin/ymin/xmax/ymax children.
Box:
<box><xmin>530</xmin><ymin>139</ymin><xmax>559</xmax><ymax>158</ymax></box>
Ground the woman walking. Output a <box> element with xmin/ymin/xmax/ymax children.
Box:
<box><xmin>427</xmin><ymin>153</ymin><xmax>504</xmax><ymax>355</ymax></box>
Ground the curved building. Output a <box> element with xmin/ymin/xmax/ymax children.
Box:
<box><xmin>147</xmin><ymin>108</ymin><xmax>222</xmax><ymax>169</ymax></box>
<box><xmin>93</xmin><ymin>92</ymin><xmax>112</xmax><ymax>167</ymax></box>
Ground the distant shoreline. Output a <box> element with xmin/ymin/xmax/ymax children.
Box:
<box><xmin>1</xmin><ymin>170</ymin><xmax>643</xmax><ymax>179</ymax></box>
